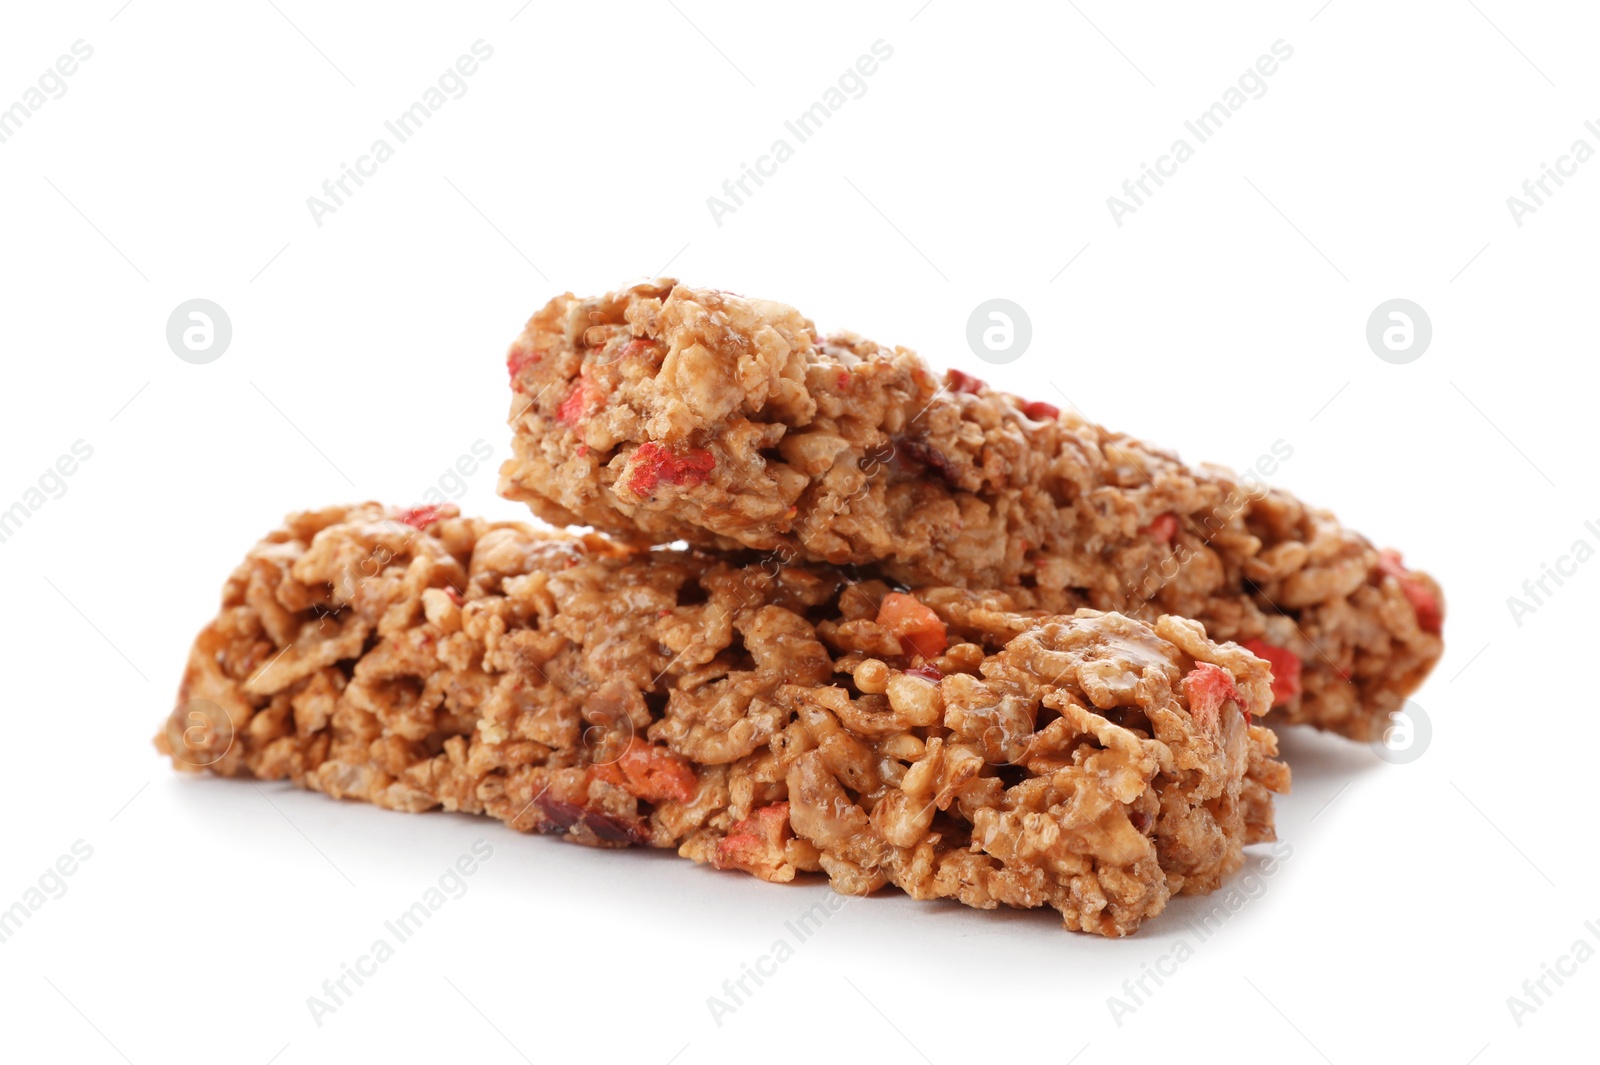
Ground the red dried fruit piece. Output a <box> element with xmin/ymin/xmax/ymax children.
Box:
<box><xmin>625</xmin><ymin>441</ymin><xmax>716</xmax><ymax>496</ymax></box>
<box><xmin>585</xmin><ymin>735</ymin><xmax>691</xmax><ymax>799</ymax></box>
<box><xmin>589</xmin><ymin>764</ymin><xmax>623</xmax><ymax>791</ymax></box>
<box><xmin>445</xmin><ymin>587</ymin><xmax>464</xmax><ymax>606</ymax></box>
<box><xmin>947</xmin><ymin>369</ymin><xmax>986</xmax><ymax>394</ymax></box>
<box><xmin>557</xmin><ymin>380</ymin><xmax>593</xmax><ymax>427</ymax></box>
<box><xmin>875</xmin><ymin>592</ymin><xmax>948</xmax><ymax>660</ymax></box>
<box><xmin>1379</xmin><ymin>549</ymin><xmax>1442</xmax><ymax>635</ymax></box>
<box><xmin>1140</xmin><ymin>512</ymin><xmax>1179</xmax><ymax>544</ymax></box>
<box><xmin>507</xmin><ymin>348</ymin><xmax>541</xmax><ymax>387</ymax></box>
<box><xmin>593</xmin><ymin>737</ymin><xmax>698</xmax><ymax>804</ymax></box>
<box><xmin>713</xmin><ymin>802</ymin><xmax>792</xmax><ymax>876</ymax></box>
<box><xmin>905</xmin><ymin>665</ymin><xmax>943</xmax><ymax>682</ymax></box>
<box><xmin>1183</xmin><ymin>662</ymin><xmax>1241</xmax><ymax>731</ymax></box>
<box><xmin>1242</xmin><ymin>638</ymin><xmax>1301</xmax><ymax>705</ymax></box>
<box><xmin>1021</xmin><ymin>400</ymin><xmax>1060</xmax><ymax>421</ymax></box>
<box><xmin>396</xmin><ymin>505</ymin><xmax>444</xmax><ymax>530</ymax></box>
<box><xmin>616</xmin><ymin>337</ymin><xmax>660</xmax><ymax>360</ymax></box>
<box><xmin>836</xmin><ymin>369</ymin><xmax>851</xmax><ymax>389</ymax></box>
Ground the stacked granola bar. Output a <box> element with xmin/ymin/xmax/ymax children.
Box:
<box><xmin>160</xmin><ymin>280</ymin><xmax>1443</xmax><ymax>936</ymax></box>
<box><xmin>500</xmin><ymin>281</ymin><xmax>1443</xmax><ymax>741</ymax></box>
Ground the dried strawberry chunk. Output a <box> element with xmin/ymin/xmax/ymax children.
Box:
<box><xmin>591</xmin><ymin>737</ymin><xmax>698</xmax><ymax>804</ymax></box>
<box><xmin>1021</xmin><ymin>400</ymin><xmax>1060</xmax><ymax>421</ymax></box>
<box><xmin>1139</xmin><ymin>512</ymin><xmax>1179</xmax><ymax>544</ymax></box>
<box><xmin>713</xmin><ymin>802</ymin><xmax>792</xmax><ymax>878</ymax></box>
<box><xmin>557</xmin><ymin>379</ymin><xmax>594</xmax><ymax>427</ymax></box>
<box><xmin>875</xmin><ymin>592</ymin><xmax>948</xmax><ymax>660</ymax></box>
<box><xmin>396</xmin><ymin>504</ymin><xmax>444</xmax><ymax>530</ymax></box>
<box><xmin>1379</xmin><ymin>550</ymin><xmax>1442</xmax><ymax>634</ymax></box>
<box><xmin>947</xmin><ymin>369</ymin><xmax>986</xmax><ymax>394</ymax></box>
<box><xmin>1242</xmin><ymin>638</ymin><xmax>1301</xmax><ymax>705</ymax></box>
<box><xmin>625</xmin><ymin>441</ymin><xmax>716</xmax><ymax>496</ymax></box>
<box><xmin>507</xmin><ymin>348</ymin><xmax>541</xmax><ymax>387</ymax></box>
<box><xmin>1183</xmin><ymin>662</ymin><xmax>1241</xmax><ymax>730</ymax></box>
<box><xmin>616</xmin><ymin>337</ymin><xmax>660</xmax><ymax>361</ymax></box>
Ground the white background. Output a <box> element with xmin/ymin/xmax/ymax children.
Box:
<box><xmin>0</xmin><ymin>1</ymin><xmax>1592</xmax><ymax>1062</ymax></box>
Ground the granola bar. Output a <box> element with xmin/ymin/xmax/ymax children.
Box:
<box><xmin>157</xmin><ymin>504</ymin><xmax>1288</xmax><ymax>937</ymax></box>
<box><xmin>499</xmin><ymin>280</ymin><xmax>1444</xmax><ymax>741</ymax></box>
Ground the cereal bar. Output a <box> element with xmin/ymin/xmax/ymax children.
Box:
<box><xmin>499</xmin><ymin>281</ymin><xmax>1444</xmax><ymax>740</ymax></box>
<box><xmin>157</xmin><ymin>504</ymin><xmax>1288</xmax><ymax>937</ymax></box>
